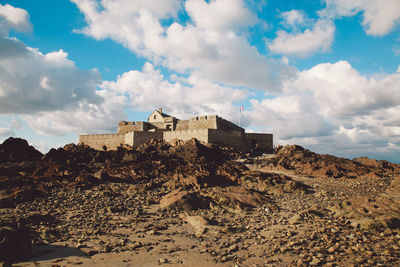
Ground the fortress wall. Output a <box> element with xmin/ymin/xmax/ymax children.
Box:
<box><xmin>216</xmin><ymin>117</ymin><xmax>244</xmax><ymax>132</ymax></box>
<box><xmin>79</xmin><ymin>134</ymin><xmax>125</xmax><ymax>151</ymax></box>
<box><xmin>245</xmin><ymin>133</ymin><xmax>273</xmax><ymax>152</ymax></box>
<box><xmin>163</xmin><ymin>129</ymin><xmax>209</xmax><ymax>143</ymax></box>
<box><xmin>118</xmin><ymin>121</ymin><xmax>151</xmax><ymax>134</ymax></box>
<box><xmin>149</xmin><ymin>121</ymin><xmax>167</xmax><ymax>130</ymax></box>
<box><xmin>175</xmin><ymin>120</ymin><xmax>189</xmax><ymax>131</ymax></box>
<box><xmin>175</xmin><ymin>115</ymin><xmax>218</xmax><ymax>131</ymax></box>
<box><xmin>132</xmin><ymin>131</ymin><xmax>163</xmax><ymax>147</ymax></box>
<box><xmin>124</xmin><ymin>132</ymin><xmax>134</xmax><ymax>147</ymax></box>
<box><xmin>208</xmin><ymin>129</ymin><xmax>248</xmax><ymax>151</ymax></box>
<box><xmin>188</xmin><ymin>115</ymin><xmax>217</xmax><ymax>130</ymax></box>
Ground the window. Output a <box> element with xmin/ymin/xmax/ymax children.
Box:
<box><xmin>153</xmin><ymin>115</ymin><xmax>156</xmax><ymax>119</ymax></box>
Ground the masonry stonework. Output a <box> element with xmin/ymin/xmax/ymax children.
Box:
<box><xmin>79</xmin><ymin>108</ymin><xmax>273</xmax><ymax>152</ymax></box>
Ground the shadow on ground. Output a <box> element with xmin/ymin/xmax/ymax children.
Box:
<box><xmin>28</xmin><ymin>244</ymin><xmax>87</xmax><ymax>261</ymax></box>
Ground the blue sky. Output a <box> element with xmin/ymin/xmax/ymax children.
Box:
<box><xmin>0</xmin><ymin>0</ymin><xmax>399</xmax><ymax>162</ymax></box>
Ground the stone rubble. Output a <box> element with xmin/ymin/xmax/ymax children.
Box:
<box><xmin>0</xmin><ymin>137</ymin><xmax>399</xmax><ymax>266</ymax></box>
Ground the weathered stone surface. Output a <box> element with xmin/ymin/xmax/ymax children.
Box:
<box><xmin>183</xmin><ymin>214</ymin><xmax>208</xmax><ymax>236</ymax></box>
<box><xmin>159</xmin><ymin>189</ymin><xmax>210</xmax><ymax>211</ymax></box>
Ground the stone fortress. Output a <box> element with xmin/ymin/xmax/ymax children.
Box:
<box><xmin>79</xmin><ymin>108</ymin><xmax>273</xmax><ymax>152</ymax></box>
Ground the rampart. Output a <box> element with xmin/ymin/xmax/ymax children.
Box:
<box><xmin>125</xmin><ymin>131</ymin><xmax>163</xmax><ymax>147</ymax></box>
<box><xmin>208</xmin><ymin>129</ymin><xmax>247</xmax><ymax>151</ymax></box>
<box><xmin>163</xmin><ymin>129</ymin><xmax>209</xmax><ymax>144</ymax></box>
<box><xmin>118</xmin><ymin>121</ymin><xmax>151</xmax><ymax>134</ymax></box>
<box><xmin>79</xmin><ymin>134</ymin><xmax>125</xmax><ymax>151</ymax></box>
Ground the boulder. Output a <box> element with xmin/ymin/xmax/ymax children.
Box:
<box><xmin>0</xmin><ymin>137</ymin><xmax>42</xmax><ymax>162</ymax></box>
<box><xmin>0</xmin><ymin>226</ymin><xmax>31</xmax><ymax>262</ymax></box>
<box><xmin>159</xmin><ymin>188</ymin><xmax>210</xmax><ymax>211</ymax></box>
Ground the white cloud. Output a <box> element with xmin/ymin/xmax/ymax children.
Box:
<box><xmin>246</xmin><ymin>60</ymin><xmax>400</xmax><ymax>161</ymax></box>
<box><xmin>185</xmin><ymin>0</ymin><xmax>257</xmax><ymax>32</ymax></box>
<box><xmin>280</xmin><ymin>9</ymin><xmax>306</xmax><ymax>29</ymax></box>
<box><xmin>26</xmin><ymin>61</ymin><xmax>249</xmax><ymax>136</ymax></box>
<box><xmin>321</xmin><ymin>0</ymin><xmax>400</xmax><ymax>36</ymax></box>
<box><xmin>0</xmin><ymin>127</ymin><xmax>15</xmax><ymax>137</ymax></box>
<box><xmin>72</xmin><ymin>0</ymin><xmax>294</xmax><ymax>92</ymax></box>
<box><xmin>284</xmin><ymin>60</ymin><xmax>400</xmax><ymax>118</ymax></box>
<box><xmin>0</xmin><ymin>47</ymin><xmax>102</xmax><ymax>114</ymax></box>
<box><xmin>0</xmin><ymin>4</ymin><xmax>103</xmax><ymax>115</ymax></box>
<box><xmin>0</xmin><ymin>4</ymin><xmax>31</xmax><ymax>35</ymax></box>
<box><xmin>0</xmin><ymin>3</ymin><xmax>115</xmax><ymax>137</ymax></box>
<box><xmin>100</xmin><ymin>62</ymin><xmax>247</xmax><ymax>122</ymax></box>
<box><xmin>25</xmin><ymin>96</ymin><xmax>126</xmax><ymax>136</ymax></box>
<box><xmin>268</xmin><ymin>19</ymin><xmax>335</xmax><ymax>58</ymax></box>
<box><xmin>71</xmin><ymin>0</ymin><xmax>181</xmax><ymax>51</ymax></box>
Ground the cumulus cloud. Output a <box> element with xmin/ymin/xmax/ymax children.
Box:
<box><xmin>100</xmin><ymin>62</ymin><xmax>247</xmax><ymax>122</ymax></box>
<box><xmin>321</xmin><ymin>0</ymin><xmax>400</xmax><ymax>36</ymax></box>
<box><xmin>72</xmin><ymin>0</ymin><xmax>294</xmax><ymax>91</ymax></box>
<box><xmin>248</xmin><ymin>94</ymin><xmax>335</xmax><ymax>139</ymax></box>
<box><xmin>0</xmin><ymin>3</ymin><xmax>116</xmax><ymax>137</ymax></box>
<box><xmin>71</xmin><ymin>0</ymin><xmax>181</xmax><ymax>51</ymax></box>
<box><xmin>268</xmin><ymin>19</ymin><xmax>335</xmax><ymax>58</ymax></box>
<box><xmin>280</xmin><ymin>9</ymin><xmax>307</xmax><ymax>30</ymax></box>
<box><xmin>0</xmin><ymin>4</ymin><xmax>31</xmax><ymax>35</ymax></box>
<box><xmin>0</xmin><ymin>48</ymin><xmax>103</xmax><ymax>114</ymax></box>
<box><xmin>25</xmin><ymin>94</ymin><xmax>126</xmax><ymax>135</ymax></box>
<box><xmin>284</xmin><ymin>61</ymin><xmax>400</xmax><ymax>118</ymax></box>
<box><xmin>246</xmin><ymin>60</ymin><xmax>400</xmax><ymax>160</ymax></box>
<box><xmin>185</xmin><ymin>0</ymin><xmax>257</xmax><ymax>32</ymax></box>
<box><xmin>27</xmin><ymin>61</ymin><xmax>249</xmax><ymax>136</ymax></box>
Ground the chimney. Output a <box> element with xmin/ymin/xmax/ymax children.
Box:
<box><xmin>159</xmin><ymin>107</ymin><xmax>162</xmax><ymax>114</ymax></box>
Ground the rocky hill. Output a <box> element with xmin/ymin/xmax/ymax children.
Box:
<box><xmin>0</xmin><ymin>137</ymin><xmax>399</xmax><ymax>266</ymax></box>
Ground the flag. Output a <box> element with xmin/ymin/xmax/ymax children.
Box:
<box><xmin>240</xmin><ymin>105</ymin><xmax>244</xmax><ymax>113</ymax></box>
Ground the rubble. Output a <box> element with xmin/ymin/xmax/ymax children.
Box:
<box><xmin>259</xmin><ymin>144</ymin><xmax>399</xmax><ymax>178</ymax></box>
<box><xmin>0</xmin><ymin>137</ymin><xmax>399</xmax><ymax>266</ymax></box>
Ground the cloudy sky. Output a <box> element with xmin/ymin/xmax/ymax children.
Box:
<box><xmin>0</xmin><ymin>0</ymin><xmax>399</xmax><ymax>162</ymax></box>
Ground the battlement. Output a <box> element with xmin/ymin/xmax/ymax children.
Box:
<box><xmin>188</xmin><ymin>115</ymin><xmax>217</xmax><ymax>122</ymax></box>
<box><xmin>117</xmin><ymin>121</ymin><xmax>151</xmax><ymax>134</ymax></box>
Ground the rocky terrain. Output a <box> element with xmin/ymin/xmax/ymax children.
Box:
<box><xmin>0</xmin><ymin>137</ymin><xmax>399</xmax><ymax>266</ymax></box>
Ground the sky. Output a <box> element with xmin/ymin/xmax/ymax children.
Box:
<box><xmin>0</xmin><ymin>0</ymin><xmax>399</xmax><ymax>162</ymax></box>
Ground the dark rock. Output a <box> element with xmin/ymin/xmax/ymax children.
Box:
<box><xmin>0</xmin><ymin>226</ymin><xmax>31</xmax><ymax>262</ymax></box>
<box><xmin>0</xmin><ymin>137</ymin><xmax>42</xmax><ymax>162</ymax></box>
<box><xmin>159</xmin><ymin>188</ymin><xmax>210</xmax><ymax>211</ymax></box>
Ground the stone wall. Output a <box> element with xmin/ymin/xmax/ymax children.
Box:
<box><xmin>175</xmin><ymin>120</ymin><xmax>189</xmax><ymax>131</ymax></box>
<box><xmin>175</xmin><ymin>115</ymin><xmax>218</xmax><ymax>131</ymax></box>
<box><xmin>124</xmin><ymin>131</ymin><xmax>163</xmax><ymax>147</ymax></box>
<box><xmin>216</xmin><ymin>117</ymin><xmax>244</xmax><ymax>132</ymax></box>
<box><xmin>149</xmin><ymin>121</ymin><xmax>167</xmax><ymax>130</ymax></box>
<box><xmin>118</xmin><ymin>121</ymin><xmax>151</xmax><ymax>134</ymax></box>
<box><xmin>133</xmin><ymin>131</ymin><xmax>163</xmax><ymax>147</ymax></box>
<box><xmin>79</xmin><ymin>134</ymin><xmax>125</xmax><ymax>151</ymax></box>
<box><xmin>208</xmin><ymin>129</ymin><xmax>248</xmax><ymax>151</ymax></box>
<box><xmin>245</xmin><ymin>133</ymin><xmax>273</xmax><ymax>152</ymax></box>
<box><xmin>163</xmin><ymin>129</ymin><xmax>210</xmax><ymax>143</ymax></box>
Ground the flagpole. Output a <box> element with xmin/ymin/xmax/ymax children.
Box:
<box><xmin>239</xmin><ymin>107</ymin><xmax>241</xmax><ymax>127</ymax></box>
